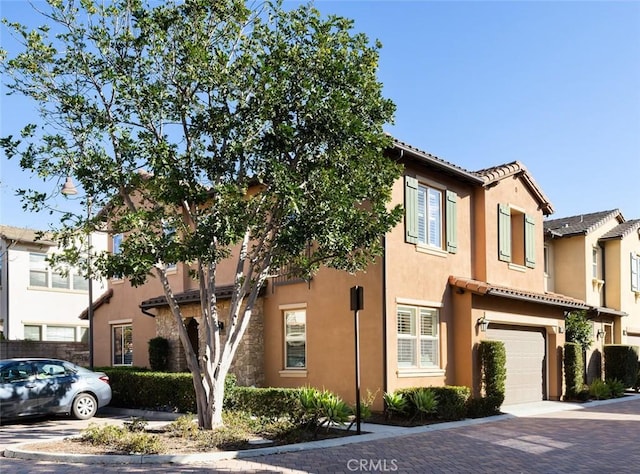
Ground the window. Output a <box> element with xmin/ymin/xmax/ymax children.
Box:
<box><xmin>24</xmin><ymin>325</ymin><xmax>42</xmax><ymax>341</ymax></box>
<box><xmin>405</xmin><ymin>176</ymin><xmax>457</xmax><ymax>253</ymax></box>
<box><xmin>284</xmin><ymin>309</ymin><xmax>306</xmax><ymax>369</ymax></box>
<box><xmin>397</xmin><ymin>306</ymin><xmax>439</xmax><ymax>369</ymax></box>
<box><xmin>46</xmin><ymin>326</ymin><xmax>75</xmax><ymax>342</ymax></box>
<box><xmin>29</xmin><ymin>253</ymin><xmax>48</xmax><ymax>287</ymax></box>
<box><xmin>632</xmin><ymin>253</ymin><xmax>640</xmax><ymax>292</ymax></box>
<box><xmin>113</xmin><ymin>324</ymin><xmax>133</xmax><ymax>365</ymax></box>
<box><xmin>112</xmin><ymin>234</ymin><xmax>123</xmax><ymax>254</ymax></box>
<box><xmin>498</xmin><ymin>204</ymin><xmax>535</xmax><ymax>268</ymax></box>
<box><xmin>29</xmin><ymin>252</ymin><xmax>88</xmax><ymax>291</ymax></box>
<box><xmin>592</xmin><ymin>247</ymin><xmax>599</xmax><ymax>279</ymax></box>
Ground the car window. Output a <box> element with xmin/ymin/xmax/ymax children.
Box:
<box><xmin>34</xmin><ymin>361</ymin><xmax>68</xmax><ymax>378</ymax></box>
<box><xmin>0</xmin><ymin>362</ymin><xmax>34</xmax><ymax>383</ymax></box>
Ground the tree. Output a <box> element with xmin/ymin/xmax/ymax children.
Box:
<box><xmin>1</xmin><ymin>0</ymin><xmax>402</xmax><ymax>429</ymax></box>
<box><xmin>565</xmin><ymin>310</ymin><xmax>593</xmax><ymax>352</ymax></box>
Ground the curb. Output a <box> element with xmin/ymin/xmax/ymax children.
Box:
<box><xmin>4</xmin><ymin>394</ymin><xmax>639</xmax><ymax>465</ymax></box>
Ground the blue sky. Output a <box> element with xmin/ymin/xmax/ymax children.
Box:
<box><xmin>1</xmin><ymin>0</ymin><xmax>639</xmax><ymax>230</ymax></box>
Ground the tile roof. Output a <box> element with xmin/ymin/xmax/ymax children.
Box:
<box><xmin>544</xmin><ymin>209</ymin><xmax>623</xmax><ymax>238</ymax></box>
<box><xmin>448</xmin><ymin>275</ymin><xmax>588</xmax><ymax>310</ymax></box>
<box><xmin>140</xmin><ymin>285</ymin><xmax>237</xmax><ymax>311</ymax></box>
<box><xmin>599</xmin><ymin>219</ymin><xmax>640</xmax><ymax>241</ymax></box>
<box><xmin>391</xmin><ymin>138</ymin><xmax>484</xmax><ymax>185</ymax></box>
<box><xmin>0</xmin><ymin>225</ymin><xmax>55</xmax><ymax>246</ymax></box>
<box><xmin>472</xmin><ymin>161</ymin><xmax>554</xmax><ymax>216</ymax></box>
<box><xmin>79</xmin><ymin>288</ymin><xmax>114</xmax><ymax>320</ymax></box>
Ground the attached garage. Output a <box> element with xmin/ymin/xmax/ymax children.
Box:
<box><xmin>487</xmin><ymin>325</ymin><xmax>546</xmax><ymax>405</ymax></box>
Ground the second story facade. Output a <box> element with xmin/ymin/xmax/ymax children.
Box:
<box><xmin>0</xmin><ymin>225</ymin><xmax>108</xmax><ymax>342</ymax></box>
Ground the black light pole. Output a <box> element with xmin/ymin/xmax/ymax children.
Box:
<box><xmin>61</xmin><ymin>176</ymin><xmax>93</xmax><ymax>369</ymax></box>
<box><xmin>350</xmin><ymin>285</ymin><xmax>364</xmax><ymax>435</ymax></box>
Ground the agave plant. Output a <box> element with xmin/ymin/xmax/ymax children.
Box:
<box><xmin>383</xmin><ymin>391</ymin><xmax>407</xmax><ymax>419</ymax></box>
<box><xmin>410</xmin><ymin>389</ymin><xmax>438</xmax><ymax>420</ymax></box>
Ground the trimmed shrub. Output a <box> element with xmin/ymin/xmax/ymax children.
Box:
<box><xmin>148</xmin><ymin>337</ymin><xmax>170</xmax><ymax>372</ymax></box>
<box><xmin>397</xmin><ymin>386</ymin><xmax>470</xmax><ymax>421</ymax></box>
<box><xmin>603</xmin><ymin>345</ymin><xmax>639</xmax><ymax>387</ymax></box>
<box><xmin>478</xmin><ymin>340</ymin><xmax>506</xmax><ymax>413</ymax></box>
<box><xmin>564</xmin><ymin>342</ymin><xmax>584</xmax><ymax>399</ymax></box>
<box><xmin>231</xmin><ymin>386</ymin><xmax>304</xmax><ymax>421</ymax></box>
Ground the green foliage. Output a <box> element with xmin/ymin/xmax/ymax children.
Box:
<box><xmin>564</xmin><ymin>342</ymin><xmax>584</xmax><ymax>399</ymax></box>
<box><xmin>565</xmin><ymin>310</ymin><xmax>593</xmax><ymax>351</ymax></box>
<box><xmin>395</xmin><ymin>386</ymin><xmax>471</xmax><ymax>421</ymax></box>
<box><xmin>80</xmin><ymin>423</ymin><xmax>164</xmax><ymax>455</ymax></box>
<box><xmin>589</xmin><ymin>379</ymin><xmax>611</xmax><ymax>400</ymax></box>
<box><xmin>298</xmin><ymin>387</ymin><xmax>352</xmax><ymax>432</ymax></box>
<box><xmin>606</xmin><ymin>378</ymin><xmax>625</xmax><ymax>398</ymax></box>
<box><xmin>603</xmin><ymin>345</ymin><xmax>639</xmax><ymax>387</ymax></box>
<box><xmin>1</xmin><ymin>0</ymin><xmax>402</xmax><ymax>430</ymax></box>
<box><xmin>409</xmin><ymin>388</ymin><xmax>438</xmax><ymax>420</ymax></box>
<box><xmin>148</xmin><ymin>337</ymin><xmax>170</xmax><ymax>372</ymax></box>
<box><xmin>478</xmin><ymin>340</ymin><xmax>506</xmax><ymax>413</ymax></box>
<box><xmin>230</xmin><ymin>386</ymin><xmax>304</xmax><ymax>421</ymax></box>
<box><xmin>356</xmin><ymin>388</ymin><xmax>379</xmax><ymax>421</ymax></box>
<box><xmin>383</xmin><ymin>391</ymin><xmax>407</xmax><ymax>418</ymax></box>
<box><xmin>105</xmin><ymin>368</ymin><xmax>196</xmax><ymax>413</ymax></box>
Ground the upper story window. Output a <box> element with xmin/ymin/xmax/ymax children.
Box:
<box><xmin>631</xmin><ymin>253</ymin><xmax>640</xmax><ymax>292</ymax></box>
<box><xmin>498</xmin><ymin>204</ymin><xmax>535</xmax><ymax>268</ymax></box>
<box><xmin>29</xmin><ymin>252</ymin><xmax>87</xmax><ymax>291</ymax></box>
<box><xmin>112</xmin><ymin>234</ymin><xmax>123</xmax><ymax>254</ymax></box>
<box><xmin>404</xmin><ymin>176</ymin><xmax>457</xmax><ymax>253</ymax></box>
<box><xmin>592</xmin><ymin>247</ymin><xmax>599</xmax><ymax>279</ymax></box>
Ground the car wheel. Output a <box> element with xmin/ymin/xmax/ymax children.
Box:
<box><xmin>72</xmin><ymin>393</ymin><xmax>98</xmax><ymax>420</ymax></box>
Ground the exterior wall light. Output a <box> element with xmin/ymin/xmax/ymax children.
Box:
<box><xmin>477</xmin><ymin>315</ymin><xmax>490</xmax><ymax>332</ymax></box>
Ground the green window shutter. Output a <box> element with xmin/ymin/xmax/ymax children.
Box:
<box><xmin>498</xmin><ymin>204</ymin><xmax>511</xmax><ymax>262</ymax></box>
<box><xmin>524</xmin><ymin>214</ymin><xmax>536</xmax><ymax>268</ymax></box>
<box><xmin>445</xmin><ymin>190</ymin><xmax>458</xmax><ymax>253</ymax></box>
<box><xmin>405</xmin><ymin>176</ymin><xmax>419</xmax><ymax>244</ymax></box>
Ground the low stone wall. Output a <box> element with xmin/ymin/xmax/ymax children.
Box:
<box><xmin>0</xmin><ymin>341</ymin><xmax>89</xmax><ymax>366</ymax></box>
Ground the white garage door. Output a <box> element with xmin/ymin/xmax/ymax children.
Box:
<box><xmin>487</xmin><ymin>325</ymin><xmax>546</xmax><ymax>405</ymax></box>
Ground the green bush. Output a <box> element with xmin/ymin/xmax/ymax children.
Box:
<box><xmin>410</xmin><ymin>388</ymin><xmax>438</xmax><ymax>420</ymax></box>
<box><xmin>232</xmin><ymin>386</ymin><xmax>304</xmax><ymax>421</ymax></box>
<box><xmin>589</xmin><ymin>379</ymin><xmax>610</xmax><ymax>400</ymax></box>
<box><xmin>606</xmin><ymin>379</ymin><xmax>625</xmax><ymax>398</ymax></box>
<box><xmin>148</xmin><ymin>337</ymin><xmax>170</xmax><ymax>372</ymax></box>
<box><xmin>478</xmin><ymin>340</ymin><xmax>506</xmax><ymax>413</ymax></box>
<box><xmin>80</xmin><ymin>423</ymin><xmax>165</xmax><ymax>454</ymax></box>
<box><xmin>383</xmin><ymin>391</ymin><xmax>407</xmax><ymax>418</ymax></box>
<box><xmin>396</xmin><ymin>386</ymin><xmax>470</xmax><ymax>421</ymax></box>
<box><xmin>564</xmin><ymin>342</ymin><xmax>584</xmax><ymax>399</ymax></box>
<box><xmin>603</xmin><ymin>345</ymin><xmax>639</xmax><ymax>388</ymax></box>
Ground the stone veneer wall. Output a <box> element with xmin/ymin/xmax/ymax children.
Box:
<box><xmin>155</xmin><ymin>297</ymin><xmax>265</xmax><ymax>387</ymax></box>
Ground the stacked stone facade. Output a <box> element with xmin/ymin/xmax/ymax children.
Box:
<box><xmin>155</xmin><ymin>297</ymin><xmax>265</xmax><ymax>387</ymax></box>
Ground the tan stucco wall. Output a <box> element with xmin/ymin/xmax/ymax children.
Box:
<box><xmin>262</xmin><ymin>264</ymin><xmax>385</xmax><ymax>410</ymax></box>
<box><xmin>474</xmin><ymin>176</ymin><xmax>547</xmax><ymax>292</ymax></box>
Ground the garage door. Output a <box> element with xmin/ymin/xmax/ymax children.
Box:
<box><xmin>487</xmin><ymin>325</ymin><xmax>546</xmax><ymax>405</ymax></box>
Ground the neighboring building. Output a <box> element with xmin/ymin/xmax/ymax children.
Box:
<box><xmin>0</xmin><ymin>225</ymin><xmax>108</xmax><ymax>342</ymax></box>
<box><xmin>91</xmin><ymin>139</ymin><xmax>599</xmax><ymax>409</ymax></box>
<box><xmin>544</xmin><ymin>210</ymin><xmax>640</xmax><ymax>381</ymax></box>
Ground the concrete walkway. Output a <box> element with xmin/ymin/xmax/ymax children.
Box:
<box><xmin>2</xmin><ymin>394</ymin><xmax>639</xmax><ymax>472</ymax></box>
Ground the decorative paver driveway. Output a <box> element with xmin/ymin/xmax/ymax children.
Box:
<box><xmin>1</xmin><ymin>396</ymin><xmax>639</xmax><ymax>473</ymax></box>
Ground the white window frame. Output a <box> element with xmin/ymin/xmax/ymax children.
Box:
<box><xmin>417</xmin><ymin>184</ymin><xmax>443</xmax><ymax>248</ymax></box>
<box><xmin>284</xmin><ymin>309</ymin><xmax>307</xmax><ymax>370</ymax></box>
<box><xmin>632</xmin><ymin>253</ymin><xmax>640</xmax><ymax>292</ymax></box>
<box><xmin>29</xmin><ymin>252</ymin><xmax>87</xmax><ymax>291</ymax></box>
<box><xmin>397</xmin><ymin>305</ymin><xmax>440</xmax><ymax>373</ymax></box>
<box><xmin>112</xmin><ymin>323</ymin><xmax>133</xmax><ymax>366</ymax></box>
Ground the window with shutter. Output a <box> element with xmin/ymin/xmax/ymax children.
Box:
<box><xmin>524</xmin><ymin>214</ymin><xmax>536</xmax><ymax>268</ymax></box>
<box><xmin>498</xmin><ymin>204</ymin><xmax>512</xmax><ymax>262</ymax></box>
<box><xmin>397</xmin><ymin>305</ymin><xmax>439</xmax><ymax>369</ymax></box>
<box><xmin>632</xmin><ymin>253</ymin><xmax>640</xmax><ymax>292</ymax></box>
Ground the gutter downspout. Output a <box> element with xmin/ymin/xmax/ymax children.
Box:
<box><xmin>139</xmin><ymin>304</ymin><xmax>156</xmax><ymax>318</ymax></box>
<box><xmin>382</xmin><ymin>235</ymin><xmax>388</xmax><ymax>400</ymax></box>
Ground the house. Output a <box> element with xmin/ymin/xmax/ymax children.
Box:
<box><xmin>544</xmin><ymin>210</ymin><xmax>640</xmax><ymax>381</ymax></box>
<box><xmin>90</xmin><ymin>139</ymin><xmax>597</xmax><ymax>409</ymax></box>
<box><xmin>0</xmin><ymin>225</ymin><xmax>108</xmax><ymax>342</ymax></box>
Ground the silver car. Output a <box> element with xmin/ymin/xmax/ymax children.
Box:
<box><xmin>0</xmin><ymin>358</ymin><xmax>112</xmax><ymax>421</ymax></box>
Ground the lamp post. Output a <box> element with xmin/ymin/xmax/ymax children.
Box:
<box><xmin>350</xmin><ymin>285</ymin><xmax>364</xmax><ymax>435</ymax></box>
<box><xmin>61</xmin><ymin>177</ymin><xmax>93</xmax><ymax>369</ymax></box>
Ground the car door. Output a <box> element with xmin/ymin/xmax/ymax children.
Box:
<box><xmin>0</xmin><ymin>361</ymin><xmax>39</xmax><ymax>418</ymax></box>
<box><xmin>33</xmin><ymin>360</ymin><xmax>77</xmax><ymax>414</ymax></box>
